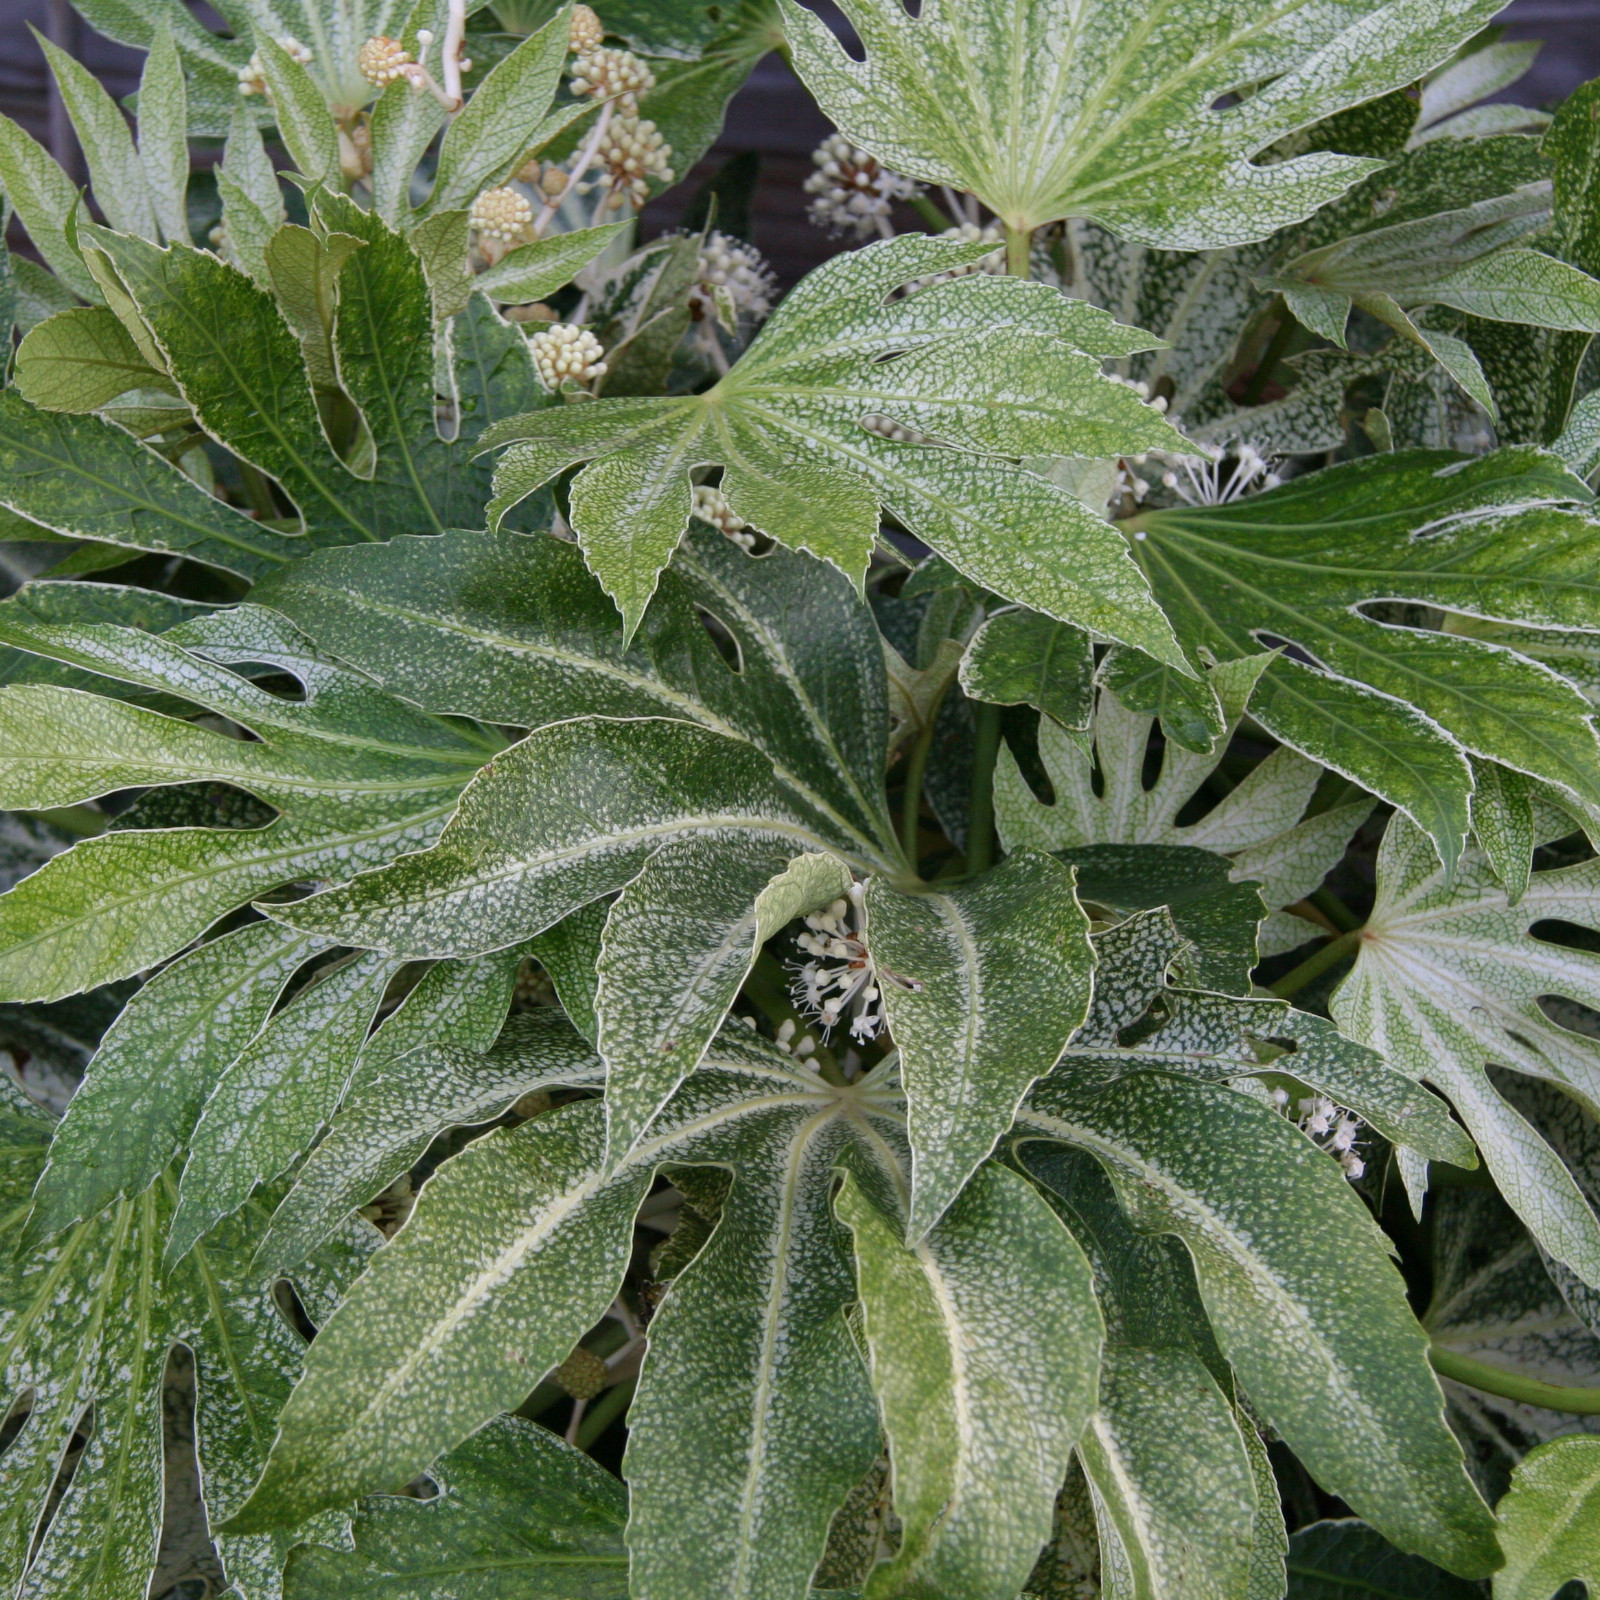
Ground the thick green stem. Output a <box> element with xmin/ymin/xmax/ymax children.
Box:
<box><xmin>899</xmin><ymin>719</ymin><xmax>940</xmax><ymax>869</ymax></box>
<box><xmin>1429</xmin><ymin>1346</ymin><xmax>1600</xmax><ymax>1414</ymax></box>
<box><xmin>1268</xmin><ymin>927</ymin><xmax>1363</xmax><ymax>999</ymax></box>
<box><xmin>1310</xmin><ymin>886</ymin><xmax>1362</xmax><ymax>934</ymax></box>
<box><xmin>965</xmin><ymin>701</ymin><xmax>1003</xmax><ymax>878</ymax></box>
<box><xmin>577</xmin><ymin>1374</ymin><xmax>638</xmax><ymax>1450</ymax></box>
<box><xmin>1004</xmin><ymin>222</ymin><xmax>1032</xmax><ymax>278</ymax></box>
<box><xmin>910</xmin><ymin>191</ymin><xmax>955</xmax><ymax>232</ymax></box>
<box><xmin>1242</xmin><ymin>306</ymin><xmax>1299</xmax><ymax>406</ymax></box>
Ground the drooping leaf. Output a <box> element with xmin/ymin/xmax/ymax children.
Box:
<box><xmin>1018</xmin><ymin>1073</ymin><xmax>1500</xmax><ymax>1577</ymax></box>
<box><xmin>1333</xmin><ymin>813</ymin><xmax>1600</xmax><ymax>1288</ymax></box>
<box><xmin>1131</xmin><ymin>448</ymin><xmax>1600</xmax><ymax>866</ymax></box>
<box><xmin>865</xmin><ymin>849</ymin><xmax>1093</xmax><ymax>1235</ymax></box>
<box><xmin>481</xmin><ymin>234</ymin><xmax>1190</xmax><ymax>646</ymax></box>
<box><xmin>0</xmin><ymin>1076</ymin><xmax>374</xmax><ymax>1600</ymax></box>
<box><xmin>783</xmin><ymin>0</ymin><xmax>1500</xmax><ymax>242</ymax></box>
<box><xmin>836</xmin><ymin>1162</ymin><xmax>1101</xmax><ymax>1600</ymax></box>
<box><xmin>1491</xmin><ymin>1433</ymin><xmax>1600</xmax><ymax>1600</ymax></box>
<box><xmin>282</xmin><ymin>1414</ymin><xmax>631</xmax><ymax>1599</ymax></box>
<box><xmin>958</xmin><ymin>607</ymin><xmax>1095</xmax><ymax>732</ymax></box>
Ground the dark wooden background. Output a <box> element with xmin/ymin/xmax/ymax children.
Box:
<box><xmin>2</xmin><ymin>0</ymin><xmax>1598</xmax><ymax>285</ymax></box>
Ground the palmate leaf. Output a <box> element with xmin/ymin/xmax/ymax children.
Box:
<box><xmin>1026</xmin><ymin>1143</ymin><xmax>1279</xmax><ymax>1600</ymax></box>
<box><xmin>1492</xmin><ymin>1436</ymin><xmax>1600</xmax><ymax>1600</ymax></box>
<box><xmin>282</xmin><ymin>1414</ymin><xmax>631</xmax><ymax>1599</ymax></box>
<box><xmin>1131</xmin><ymin>447</ymin><xmax>1600</xmax><ymax>867</ymax></box>
<box><xmin>782</xmin><ymin>0</ymin><xmax>1500</xmax><ymax>243</ymax></box>
<box><xmin>0</xmin><ymin>599</ymin><xmax>485</xmax><ymax>1000</ymax></box>
<box><xmin>227</xmin><ymin>1038</ymin><xmax>902</xmax><ymax>1600</ymax></box>
<box><xmin>836</xmin><ymin>1161</ymin><xmax>1101</xmax><ymax>1600</ymax></box>
<box><xmin>1333</xmin><ymin>814</ymin><xmax>1600</xmax><ymax>1287</ymax></box>
<box><xmin>0</xmin><ymin>1074</ymin><xmax>377</xmax><ymax>1600</ymax></box>
<box><xmin>480</xmin><ymin>233</ymin><xmax>1191</xmax><ymax>646</ymax></box>
<box><xmin>997</xmin><ymin>663</ymin><xmax>1372</xmax><ymax>965</ymax></box>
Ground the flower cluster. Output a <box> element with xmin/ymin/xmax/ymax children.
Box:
<box><xmin>469</xmin><ymin>186</ymin><xmax>534</xmax><ymax>246</ymax></box>
<box><xmin>790</xmin><ymin>887</ymin><xmax>889</xmax><ymax>1043</ymax></box>
<box><xmin>589</xmin><ymin>115</ymin><xmax>674</xmax><ymax>208</ymax></box>
<box><xmin>236</xmin><ymin>34</ymin><xmax>312</xmax><ymax>98</ymax></box>
<box><xmin>804</xmin><ymin>133</ymin><xmax>919</xmax><ymax>239</ymax></box>
<box><xmin>570</xmin><ymin>45</ymin><xmax>656</xmax><ymax>115</ymax></box>
<box><xmin>1274</xmin><ymin>1090</ymin><xmax>1366</xmax><ymax>1179</ymax></box>
<box><xmin>689</xmin><ymin>232</ymin><xmax>777</xmax><ymax>330</ymax></box>
<box><xmin>357</xmin><ymin>34</ymin><xmax>412</xmax><ymax>87</ymax></box>
<box><xmin>530</xmin><ymin>324</ymin><xmax>608</xmax><ymax>388</ymax></box>
<box><xmin>569</xmin><ymin>3</ymin><xmax>606</xmax><ymax>53</ymax></box>
<box><xmin>691</xmin><ymin>484</ymin><xmax>756</xmax><ymax>551</ymax></box>
<box><xmin>1159</xmin><ymin>439</ymin><xmax>1280</xmax><ymax>506</ymax></box>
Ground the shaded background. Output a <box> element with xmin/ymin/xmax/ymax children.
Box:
<box><xmin>2</xmin><ymin>0</ymin><xmax>1598</xmax><ymax>282</ymax></box>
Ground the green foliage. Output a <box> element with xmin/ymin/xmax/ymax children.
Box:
<box><xmin>12</xmin><ymin>2</ymin><xmax>1600</xmax><ymax>1596</ymax></box>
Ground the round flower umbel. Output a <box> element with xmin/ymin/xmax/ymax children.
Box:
<box><xmin>791</xmin><ymin>889</ymin><xmax>892</xmax><ymax>1044</ymax></box>
<box><xmin>804</xmin><ymin>133</ymin><xmax>920</xmax><ymax>239</ymax></box>
<box><xmin>570</xmin><ymin>3</ymin><xmax>606</xmax><ymax>53</ymax></box>
<box><xmin>689</xmin><ymin>232</ymin><xmax>777</xmax><ymax>332</ymax></box>
<box><xmin>470</xmin><ymin>186</ymin><xmax>534</xmax><ymax>264</ymax></box>
<box><xmin>358</xmin><ymin>34</ymin><xmax>413</xmax><ymax>87</ymax></box>
<box><xmin>691</xmin><ymin>484</ymin><xmax>755</xmax><ymax>551</ymax></box>
<box><xmin>586</xmin><ymin>115</ymin><xmax>674</xmax><ymax>208</ymax></box>
<box><xmin>531</xmin><ymin>324</ymin><xmax>608</xmax><ymax>389</ymax></box>
<box><xmin>570</xmin><ymin>44</ymin><xmax>656</xmax><ymax>116</ymax></box>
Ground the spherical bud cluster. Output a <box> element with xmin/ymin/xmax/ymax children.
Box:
<box><xmin>590</xmin><ymin>115</ymin><xmax>674</xmax><ymax>208</ymax></box>
<box><xmin>689</xmin><ymin>231</ymin><xmax>777</xmax><ymax>328</ymax></box>
<box><xmin>469</xmin><ymin>186</ymin><xmax>534</xmax><ymax>245</ymax></box>
<box><xmin>904</xmin><ymin>221</ymin><xmax>1006</xmax><ymax>292</ymax></box>
<box><xmin>237</xmin><ymin>35</ymin><xmax>311</xmax><ymax>97</ymax></box>
<box><xmin>692</xmin><ymin>485</ymin><xmax>755</xmax><ymax>550</ymax></box>
<box><xmin>555</xmin><ymin>1346</ymin><xmax>610</xmax><ymax>1400</ymax></box>
<box><xmin>569</xmin><ymin>4</ymin><xmax>606</xmax><ymax>54</ymax></box>
<box><xmin>804</xmin><ymin>133</ymin><xmax>919</xmax><ymax>238</ymax></box>
<box><xmin>339</xmin><ymin>122</ymin><xmax>374</xmax><ymax>181</ymax></box>
<box><xmin>358</xmin><ymin>34</ymin><xmax>413</xmax><ymax>87</ymax></box>
<box><xmin>570</xmin><ymin>45</ymin><xmax>655</xmax><ymax>114</ymax></box>
<box><xmin>531</xmin><ymin>323</ymin><xmax>608</xmax><ymax>388</ymax></box>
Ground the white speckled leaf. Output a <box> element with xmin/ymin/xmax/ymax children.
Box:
<box><xmin>1018</xmin><ymin>1073</ymin><xmax>1499</xmax><ymax>1577</ymax></box>
<box><xmin>865</xmin><ymin>849</ymin><xmax>1093</xmax><ymax>1236</ymax></box>
<box><xmin>283</xmin><ymin>1413</ymin><xmax>632</xmax><ymax>1599</ymax></box>
<box><xmin>256</xmin><ymin>1008</ymin><xmax>604</xmax><ymax>1279</ymax></box>
<box><xmin>481</xmin><ymin>235</ymin><xmax>1187</xmax><ymax>650</ymax></box>
<box><xmin>835</xmin><ymin>1162</ymin><xmax>1101</xmax><ymax>1600</ymax></box>
<box><xmin>267</xmin><ymin>717</ymin><xmax>861</xmax><ymax>958</ymax></box>
<box><xmin>1333</xmin><ymin>813</ymin><xmax>1600</xmax><ymax>1287</ymax></box>
<box><xmin>1493</xmin><ymin>1436</ymin><xmax>1600</xmax><ymax>1600</ymax></box>
<box><xmin>168</xmin><ymin>948</ymin><xmax>404</xmax><ymax>1266</ymax></box>
<box><xmin>29</xmin><ymin>920</ymin><xmax>328</xmax><ymax>1237</ymax></box>
<box><xmin>958</xmin><ymin>608</ymin><xmax>1095</xmax><ymax>731</ymax></box>
<box><xmin>529</xmin><ymin>900</ymin><xmax>610</xmax><ymax>1046</ymax></box>
<box><xmin>623</xmin><ymin>1076</ymin><xmax>891</xmax><ymax>1600</ymax></box>
<box><xmin>597</xmin><ymin>842</ymin><xmax>850</xmax><ymax>1161</ymax></box>
<box><xmin>253</xmin><ymin>525</ymin><xmax>901</xmax><ymax>869</ymax></box>
<box><xmin>782</xmin><ymin>0</ymin><xmax>1499</xmax><ymax>243</ymax></box>
<box><xmin>0</xmin><ymin>1078</ymin><xmax>368</xmax><ymax>1600</ymax></box>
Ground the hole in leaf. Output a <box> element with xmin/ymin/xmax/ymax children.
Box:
<box><xmin>695</xmin><ymin>606</ymin><xmax>744</xmax><ymax>673</ymax></box>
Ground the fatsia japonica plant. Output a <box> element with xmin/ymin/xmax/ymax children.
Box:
<box><xmin>13</xmin><ymin>0</ymin><xmax>1600</xmax><ymax>1597</ymax></box>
